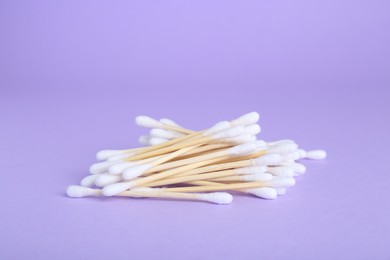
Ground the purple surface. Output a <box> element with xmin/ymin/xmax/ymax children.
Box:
<box><xmin>1</xmin><ymin>1</ymin><xmax>390</xmax><ymax>259</ymax></box>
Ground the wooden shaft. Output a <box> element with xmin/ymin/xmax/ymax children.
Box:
<box><xmin>128</xmin><ymin>156</ymin><xmax>231</xmax><ymax>188</ymax></box>
<box><xmin>149</xmin><ymin>145</ymin><xmax>200</xmax><ymax>167</ymax></box>
<box><xmin>127</xmin><ymin>135</ymin><xmax>211</xmax><ymax>161</ymax></box>
<box><xmin>163</xmin><ymin>181</ymin><xmax>267</xmax><ymax>193</ymax></box>
<box><xmin>186</xmin><ymin>180</ymin><xmax>223</xmax><ymax>186</ymax></box>
<box><xmin>144</xmin><ymin>149</ymin><xmax>266</xmax><ymax>177</ymax></box>
<box><xmin>160</xmin><ymin>124</ymin><xmax>194</xmax><ymax>135</ymax></box>
<box><xmin>119</xmin><ymin>190</ymin><xmax>201</xmax><ymax>200</ymax></box>
<box><xmin>171</xmin><ymin>159</ymin><xmax>251</xmax><ymax>177</ymax></box>
<box><xmin>177</xmin><ymin>143</ymin><xmax>230</xmax><ymax>159</ymax></box>
<box><xmin>133</xmin><ymin>131</ymin><xmax>202</xmax><ymax>157</ymax></box>
<box><xmin>94</xmin><ymin>188</ymin><xmax>206</xmax><ymax>201</ymax></box>
<box><xmin>147</xmin><ymin>148</ymin><xmax>229</xmax><ymax>173</ymax></box>
<box><xmin>210</xmin><ymin>175</ymin><xmax>247</xmax><ymax>182</ymax></box>
<box><xmin>145</xmin><ymin>169</ymin><xmax>237</xmax><ymax>187</ymax></box>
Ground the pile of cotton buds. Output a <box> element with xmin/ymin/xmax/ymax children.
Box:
<box><xmin>67</xmin><ymin>112</ymin><xmax>326</xmax><ymax>205</ymax></box>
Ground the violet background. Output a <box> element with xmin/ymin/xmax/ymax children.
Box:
<box><xmin>1</xmin><ymin>1</ymin><xmax>389</xmax><ymax>259</ymax></box>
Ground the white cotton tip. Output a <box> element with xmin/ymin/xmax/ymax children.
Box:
<box><xmin>285</xmin><ymin>162</ymin><xmax>306</xmax><ymax>174</ymax></box>
<box><xmin>276</xmin><ymin>188</ymin><xmax>287</xmax><ymax>196</ymax></box>
<box><xmin>235</xmin><ymin>166</ymin><xmax>267</xmax><ymax>175</ymax></box>
<box><xmin>267</xmin><ymin>177</ymin><xmax>296</xmax><ymax>188</ymax></box>
<box><xmin>223</xmin><ymin>133</ymin><xmax>254</xmax><ymax>144</ymax></box>
<box><xmin>203</xmin><ymin>121</ymin><xmax>232</xmax><ymax>136</ymax></box>
<box><xmin>89</xmin><ymin>161</ymin><xmax>118</xmax><ymax>174</ymax></box>
<box><xmin>228</xmin><ymin>142</ymin><xmax>258</xmax><ymax>156</ymax></box>
<box><xmin>305</xmin><ymin>150</ymin><xmax>327</xmax><ymax>160</ymax></box>
<box><xmin>94</xmin><ymin>174</ymin><xmax>122</xmax><ymax>187</ymax></box>
<box><xmin>108</xmin><ymin>162</ymin><xmax>135</xmax><ymax>175</ymax></box>
<box><xmin>297</xmin><ymin>149</ymin><xmax>306</xmax><ymax>159</ymax></box>
<box><xmin>231</xmin><ymin>112</ymin><xmax>260</xmax><ymax>126</ymax></box>
<box><xmin>245</xmin><ymin>124</ymin><xmax>261</xmax><ymax>135</ymax></box>
<box><xmin>280</xmin><ymin>151</ymin><xmax>301</xmax><ymax>162</ymax></box>
<box><xmin>253</xmin><ymin>154</ymin><xmax>282</xmax><ymax>166</ymax></box>
<box><xmin>212</xmin><ymin>125</ymin><xmax>246</xmax><ymax>139</ymax></box>
<box><xmin>160</xmin><ymin>118</ymin><xmax>180</xmax><ymax>127</ymax></box>
<box><xmin>81</xmin><ymin>174</ymin><xmax>100</xmax><ymax>187</ymax></box>
<box><xmin>122</xmin><ymin>164</ymin><xmax>152</xmax><ymax>180</ymax></box>
<box><xmin>149</xmin><ymin>137</ymin><xmax>168</xmax><ymax>145</ymax></box>
<box><xmin>150</xmin><ymin>128</ymin><xmax>180</xmax><ymax>140</ymax></box>
<box><xmin>96</xmin><ymin>150</ymin><xmax>125</xmax><ymax>161</ymax></box>
<box><xmin>66</xmin><ymin>185</ymin><xmax>100</xmax><ymax>198</ymax></box>
<box><xmin>242</xmin><ymin>173</ymin><xmax>273</xmax><ymax>182</ymax></box>
<box><xmin>198</xmin><ymin>192</ymin><xmax>233</xmax><ymax>205</ymax></box>
<box><xmin>267</xmin><ymin>139</ymin><xmax>295</xmax><ymax>146</ymax></box>
<box><xmin>135</xmin><ymin>115</ymin><xmax>162</xmax><ymax>128</ymax></box>
<box><xmin>268</xmin><ymin>142</ymin><xmax>298</xmax><ymax>154</ymax></box>
<box><xmin>254</xmin><ymin>140</ymin><xmax>268</xmax><ymax>150</ymax></box>
<box><xmin>102</xmin><ymin>182</ymin><xmax>133</xmax><ymax>196</ymax></box>
<box><xmin>246</xmin><ymin>187</ymin><xmax>277</xmax><ymax>199</ymax></box>
<box><xmin>107</xmin><ymin>153</ymin><xmax>133</xmax><ymax>162</ymax></box>
<box><xmin>139</xmin><ymin>135</ymin><xmax>151</xmax><ymax>146</ymax></box>
<box><xmin>267</xmin><ymin>167</ymin><xmax>295</xmax><ymax>177</ymax></box>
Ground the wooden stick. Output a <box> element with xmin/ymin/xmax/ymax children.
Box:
<box><xmin>127</xmin><ymin>155</ymin><xmax>231</xmax><ymax>188</ymax></box>
<box><xmin>145</xmin><ymin>169</ymin><xmax>238</xmax><ymax>187</ymax></box>
<box><xmin>146</xmin><ymin>147</ymin><xmax>233</xmax><ymax>173</ymax></box>
<box><xmin>86</xmin><ymin>188</ymin><xmax>225</xmax><ymax>203</ymax></box>
<box><xmin>160</xmin><ymin>150</ymin><xmax>267</xmax><ymax>178</ymax></box>
<box><xmin>176</xmin><ymin>143</ymin><xmax>230</xmax><ymax>159</ymax></box>
<box><xmin>126</xmin><ymin>134</ymin><xmax>212</xmax><ymax>161</ymax></box>
<box><xmin>186</xmin><ymin>180</ymin><xmax>223</xmax><ymax>186</ymax></box>
<box><xmin>162</xmin><ymin>181</ymin><xmax>267</xmax><ymax>193</ymax></box>
<box><xmin>148</xmin><ymin>145</ymin><xmax>201</xmax><ymax>167</ymax></box>
<box><xmin>159</xmin><ymin>124</ymin><xmax>194</xmax><ymax>135</ymax></box>
<box><xmin>158</xmin><ymin>123</ymin><xmax>196</xmax><ymax>134</ymax></box>
<box><xmin>210</xmin><ymin>175</ymin><xmax>251</xmax><ymax>182</ymax></box>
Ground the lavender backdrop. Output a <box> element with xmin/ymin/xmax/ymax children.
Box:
<box><xmin>1</xmin><ymin>1</ymin><xmax>389</xmax><ymax>259</ymax></box>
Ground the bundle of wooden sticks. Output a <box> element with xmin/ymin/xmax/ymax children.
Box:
<box><xmin>67</xmin><ymin>112</ymin><xmax>326</xmax><ymax>204</ymax></box>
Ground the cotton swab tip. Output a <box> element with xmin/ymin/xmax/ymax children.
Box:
<box><xmin>203</xmin><ymin>121</ymin><xmax>231</xmax><ymax>136</ymax></box>
<box><xmin>246</xmin><ymin>187</ymin><xmax>277</xmax><ymax>199</ymax></box>
<box><xmin>102</xmin><ymin>182</ymin><xmax>133</xmax><ymax>196</ymax></box>
<box><xmin>80</xmin><ymin>175</ymin><xmax>99</xmax><ymax>187</ymax></box>
<box><xmin>198</xmin><ymin>192</ymin><xmax>233</xmax><ymax>204</ymax></box>
<box><xmin>235</xmin><ymin>166</ymin><xmax>267</xmax><ymax>175</ymax></box>
<box><xmin>159</xmin><ymin>118</ymin><xmax>180</xmax><ymax>127</ymax></box>
<box><xmin>96</xmin><ymin>150</ymin><xmax>124</xmax><ymax>161</ymax></box>
<box><xmin>253</xmin><ymin>154</ymin><xmax>282</xmax><ymax>166</ymax></box>
<box><xmin>212</xmin><ymin>125</ymin><xmax>246</xmax><ymax>139</ymax></box>
<box><xmin>231</xmin><ymin>112</ymin><xmax>260</xmax><ymax>126</ymax></box>
<box><xmin>268</xmin><ymin>142</ymin><xmax>298</xmax><ymax>154</ymax></box>
<box><xmin>243</xmin><ymin>173</ymin><xmax>273</xmax><ymax>182</ymax></box>
<box><xmin>108</xmin><ymin>162</ymin><xmax>135</xmax><ymax>175</ymax></box>
<box><xmin>287</xmin><ymin>162</ymin><xmax>306</xmax><ymax>174</ymax></box>
<box><xmin>67</xmin><ymin>185</ymin><xmax>100</xmax><ymax>198</ymax></box>
<box><xmin>267</xmin><ymin>167</ymin><xmax>295</xmax><ymax>177</ymax></box>
<box><xmin>135</xmin><ymin>116</ymin><xmax>162</xmax><ymax>128</ymax></box>
<box><xmin>228</xmin><ymin>142</ymin><xmax>258</xmax><ymax>156</ymax></box>
<box><xmin>149</xmin><ymin>137</ymin><xmax>168</xmax><ymax>146</ymax></box>
<box><xmin>94</xmin><ymin>174</ymin><xmax>121</xmax><ymax>187</ymax></box>
<box><xmin>268</xmin><ymin>177</ymin><xmax>296</xmax><ymax>188</ymax></box>
<box><xmin>305</xmin><ymin>150</ymin><xmax>327</xmax><ymax>160</ymax></box>
<box><xmin>122</xmin><ymin>164</ymin><xmax>152</xmax><ymax>180</ymax></box>
<box><xmin>245</xmin><ymin>124</ymin><xmax>261</xmax><ymax>135</ymax></box>
<box><xmin>89</xmin><ymin>161</ymin><xmax>117</xmax><ymax>174</ymax></box>
<box><xmin>150</xmin><ymin>128</ymin><xmax>179</xmax><ymax>140</ymax></box>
